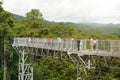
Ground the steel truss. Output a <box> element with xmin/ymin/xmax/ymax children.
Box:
<box><xmin>32</xmin><ymin>48</ymin><xmax>97</xmax><ymax>80</ymax></box>
<box><xmin>13</xmin><ymin>46</ymin><xmax>119</xmax><ymax>80</ymax></box>
<box><xmin>12</xmin><ymin>37</ymin><xmax>120</xmax><ymax>80</ymax></box>
<box><xmin>13</xmin><ymin>47</ymin><xmax>34</xmax><ymax>80</ymax></box>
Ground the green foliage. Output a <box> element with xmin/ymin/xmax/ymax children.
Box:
<box><xmin>0</xmin><ymin>3</ymin><xmax>16</xmax><ymax>80</ymax></box>
<box><xmin>26</xmin><ymin>9</ymin><xmax>43</xmax><ymax>20</ymax></box>
<box><xmin>12</xmin><ymin>14</ymin><xmax>24</xmax><ymax>20</ymax></box>
<box><xmin>34</xmin><ymin>58</ymin><xmax>76</xmax><ymax>80</ymax></box>
<box><xmin>49</xmin><ymin>23</ymin><xmax>76</xmax><ymax>38</ymax></box>
<box><xmin>0</xmin><ymin>1</ymin><xmax>3</xmax><ymax>11</ymax></box>
<box><xmin>0</xmin><ymin>5</ymin><xmax>120</xmax><ymax>80</ymax></box>
<box><xmin>12</xmin><ymin>17</ymin><xmax>48</xmax><ymax>37</ymax></box>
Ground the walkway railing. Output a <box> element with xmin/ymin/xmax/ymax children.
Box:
<box><xmin>12</xmin><ymin>37</ymin><xmax>120</xmax><ymax>57</ymax></box>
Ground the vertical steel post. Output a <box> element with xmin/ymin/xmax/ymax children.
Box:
<box><xmin>88</xmin><ymin>55</ymin><xmax>91</xmax><ymax>70</ymax></box>
<box><xmin>18</xmin><ymin>48</ymin><xmax>33</xmax><ymax>80</ymax></box>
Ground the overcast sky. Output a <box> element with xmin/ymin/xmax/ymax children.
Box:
<box><xmin>2</xmin><ymin>0</ymin><xmax>120</xmax><ymax>24</ymax></box>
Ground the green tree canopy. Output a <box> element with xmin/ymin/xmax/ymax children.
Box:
<box><xmin>26</xmin><ymin>9</ymin><xmax>43</xmax><ymax>20</ymax></box>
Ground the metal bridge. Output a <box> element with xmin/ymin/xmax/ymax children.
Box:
<box><xmin>12</xmin><ymin>37</ymin><xmax>120</xmax><ymax>80</ymax></box>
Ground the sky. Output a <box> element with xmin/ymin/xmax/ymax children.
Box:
<box><xmin>2</xmin><ymin>0</ymin><xmax>120</xmax><ymax>24</ymax></box>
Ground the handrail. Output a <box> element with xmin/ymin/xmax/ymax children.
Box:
<box><xmin>12</xmin><ymin>37</ymin><xmax>120</xmax><ymax>57</ymax></box>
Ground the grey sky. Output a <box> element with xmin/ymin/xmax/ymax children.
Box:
<box><xmin>2</xmin><ymin>0</ymin><xmax>120</xmax><ymax>23</ymax></box>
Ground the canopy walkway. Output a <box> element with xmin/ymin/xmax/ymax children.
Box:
<box><xmin>13</xmin><ymin>37</ymin><xmax>120</xmax><ymax>57</ymax></box>
<box><xmin>12</xmin><ymin>37</ymin><xmax>120</xmax><ymax>80</ymax></box>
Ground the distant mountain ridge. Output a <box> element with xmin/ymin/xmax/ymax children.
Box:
<box><xmin>12</xmin><ymin>13</ymin><xmax>120</xmax><ymax>37</ymax></box>
<box><xmin>12</xmin><ymin>13</ymin><xmax>24</xmax><ymax>19</ymax></box>
<box><xmin>12</xmin><ymin>13</ymin><xmax>120</xmax><ymax>27</ymax></box>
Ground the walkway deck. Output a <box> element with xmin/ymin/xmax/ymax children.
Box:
<box><xmin>12</xmin><ymin>37</ymin><xmax>120</xmax><ymax>57</ymax></box>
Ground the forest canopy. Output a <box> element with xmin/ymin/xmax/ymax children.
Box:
<box><xmin>0</xmin><ymin>2</ymin><xmax>120</xmax><ymax>80</ymax></box>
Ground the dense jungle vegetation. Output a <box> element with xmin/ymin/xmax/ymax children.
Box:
<box><xmin>0</xmin><ymin>2</ymin><xmax>120</xmax><ymax>80</ymax></box>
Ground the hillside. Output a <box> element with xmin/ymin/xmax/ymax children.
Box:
<box><xmin>12</xmin><ymin>13</ymin><xmax>24</xmax><ymax>19</ymax></box>
<box><xmin>13</xmin><ymin>14</ymin><xmax>120</xmax><ymax>37</ymax></box>
<box><xmin>43</xmin><ymin>20</ymin><xmax>120</xmax><ymax>37</ymax></box>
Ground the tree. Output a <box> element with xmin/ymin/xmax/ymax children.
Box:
<box><xmin>63</xmin><ymin>25</ymin><xmax>76</xmax><ymax>38</ymax></box>
<box><xmin>0</xmin><ymin>1</ymin><xmax>3</xmax><ymax>11</ymax></box>
<box><xmin>34</xmin><ymin>58</ymin><xmax>76</xmax><ymax>80</ymax></box>
<box><xmin>49</xmin><ymin>23</ymin><xmax>65</xmax><ymax>37</ymax></box>
<box><xmin>0</xmin><ymin>2</ymin><xmax>14</xmax><ymax>80</ymax></box>
<box><xmin>49</xmin><ymin>23</ymin><xmax>76</xmax><ymax>38</ymax></box>
<box><xmin>26</xmin><ymin>9</ymin><xmax>43</xmax><ymax>20</ymax></box>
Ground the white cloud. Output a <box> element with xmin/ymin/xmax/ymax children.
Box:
<box><xmin>2</xmin><ymin>0</ymin><xmax>120</xmax><ymax>23</ymax></box>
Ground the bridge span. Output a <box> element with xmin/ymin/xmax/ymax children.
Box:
<box><xmin>12</xmin><ymin>37</ymin><xmax>120</xmax><ymax>80</ymax></box>
<box><xmin>13</xmin><ymin>37</ymin><xmax>120</xmax><ymax>57</ymax></box>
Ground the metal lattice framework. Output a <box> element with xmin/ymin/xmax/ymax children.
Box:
<box><xmin>12</xmin><ymin>37</ymin><xmax>120</xmax><ymax>80</ymax></box>
<box><xmin>13</xmin><ymin>47</ymin><xmax>34</xmax><ymax>80</ymax></box>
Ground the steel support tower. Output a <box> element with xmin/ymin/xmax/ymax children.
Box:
<box><xmin>12</xmin><ymin>37</ymin><xmax>120</xmax><ymax>80</ymax></box>
<box><xmin>14</xmin><ymin>47</ymin><xmax>33</xmax><ymax>80</ymax></box>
